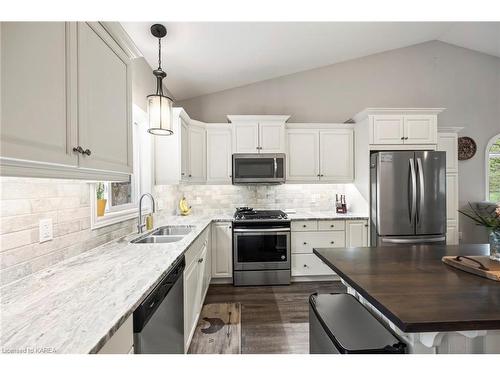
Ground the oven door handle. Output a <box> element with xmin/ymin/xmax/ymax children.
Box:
<box><xmin>233</xmin><ymin>228</ymin><xmax>290</xmax><ymax>233</ymax></box>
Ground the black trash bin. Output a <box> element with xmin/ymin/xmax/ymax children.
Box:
<box><xmin>309</xmin><ymin>293</ymin><xmax>406</xmax><ymax>354</ymax></box>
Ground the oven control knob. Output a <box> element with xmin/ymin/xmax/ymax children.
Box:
<box><xmin>281</xmin><ymin>255</ymin><xmax>286</xmax><ymax>260</ymax></box>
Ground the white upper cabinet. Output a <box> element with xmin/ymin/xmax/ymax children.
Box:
<box><xmin>1</xmin><ymin>22</ymin><xmax>78</xmax><ymax>167</ymax></box>
<box><xmin>232</xmin><ymin>122</ymin><xmax>259</xmax><ymax>153</ymax></box>
<box><xmin>286</xmin><ymin>125</ymin><xmax>354</xmax><ymax>183</ymax></box>
<box><xmin>365</xmin><ymin>109</ymin><xmax>443</xmax><ymax>146</ymax></box>
<box><xmin>77</xmin><ymin>22</ymin><xmax>132</xmax><ymax>174</ymax></box>
<box><xmin>437</xmin><ymin>130</ymin><xmax>459</xmax><ymax>173</ymax></box>
<box><xmin>286</xmin><ymin>129</ymin><xmax>320</xmax><ymax>181</ymax></box>
<box><xmin>155</xmin><ymin>109</ymin><xmax>207</xmax><ymax>184</ymax></box>
<box><xmin>403</xmin><ymin>115</ymin><xmax>436</xmax><ymax>144</ymax></box>
<box><xmin>0</xmin><ymin>22</ymin><xmax>134</xmax><ymax>181</ymax></box>
<box><xmin>319</xmin><ymin>129</ymin><xmax>354</xmax><ymax>182</ymax></box>
<box><xmin>228</xmin><ymin>115</ymin><xmax>289</xmax><ymax>154</ymax></box>
<box><xmin>372</xmin><ymin>116</ymin><xmax>405</xmax><ymax>144</ymax></box>
<box><xmin>188</xmin><ymin>122</ymin><xmax>206</xmax><ymax>182</ymax></box>
<box><xmin>259</xmin><ymin>122</ymin><xmax>286</xmax><ymax>153</ymax></box>
<box><xmin>206</xmin><ymin>125</ymin><xmax>232</xmax><ymax>184</ymax></box>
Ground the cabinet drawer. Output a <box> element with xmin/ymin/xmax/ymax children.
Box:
<box><xmin>291</xmin><ymin>220</ymin><xmax>318</xmax><ymax>231</ymax></box>
<box><xmin>185</xmin><ymin>227</ymin><xmax>209</xmax><ymax>267</ymax></box>
<box><xmin>318</xmin><ymin>220</ymin><xmax>345</xmax><ymax>231</ymax></box>
<box><xmin>291</xmin><ymin>231</ymin><xmax>345</xmax><ymax>254</ymax></box>
<box><xmin>292</xmin><ymin>254</ymin><xmax>335</xmax><ymax>276</ymax></box>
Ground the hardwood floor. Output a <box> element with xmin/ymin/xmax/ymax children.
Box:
<box><xmin>202</xmin><ymin>281</ymin><xmax>346</xmax><ymax>354</ymax></box>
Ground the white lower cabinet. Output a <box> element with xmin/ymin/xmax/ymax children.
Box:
<box><xmin>292</xmin><ymin>254</ymin><xmax>334</xmax><ymax>276</ymax></box>
<box><xmin>183</xmin><ymin>227</ymin><xmax>211</xmax><ymax>353</ymax></box>
<box><xmin>345</xmin><ymin>220</ymin><xmax>369</xmax><ymax>247</ymax></box>
<box><xmin>211</xmin><ymin>222</ymin><xmax>233</xmax><ymax>278</ymax></box>
<box><xmin>97</xmin><ymin>315</ymin><xmax>133</xmax><ymax>354</ymax></box>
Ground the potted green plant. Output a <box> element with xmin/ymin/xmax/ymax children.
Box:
<box><xmin>459</xmin><ymin>203</ymin><xmax>500</xmax><ymax>261</ymax></box>
<box><xmin>96</xmin><ymin>183</ymin><xmax>107</xmax><ymax>217</ymax></box>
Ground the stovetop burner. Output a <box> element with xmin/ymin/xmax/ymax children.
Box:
<box><xmin>234</xmin><ymin>207</ymin><xmax>288</xmax><ymax>221</ymax></box>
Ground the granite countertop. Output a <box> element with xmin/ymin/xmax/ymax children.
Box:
<box><xmin>0</xmin><ymin>211</ymin><xmax>367</xmax><ymax>354</ymax></box>
<box><xmin>286</xmin><ymin>211</ymin><xmax>368</xmax><ymax>220</ymax></box>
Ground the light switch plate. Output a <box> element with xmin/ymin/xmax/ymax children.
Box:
<box><xmin>39</xmin><ymin>218</ymin><xmax>53</xmax><ymax>243</ymax></box>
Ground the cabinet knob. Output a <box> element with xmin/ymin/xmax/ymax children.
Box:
<box><xmin>317</xmin><ymin>174</ymin><xmax>320</xmax><ymax>177</ymax></box>
<box><xmin>405</xmin><ymin>137</ymin><xmax>409</xmax><ymax>140</ymax></box>
<box><xmin>73</xmin><ymin>146</ymin><xmax>84</xmax><ymax>154</ymax></box>
<box><xmin>330</xmin><ymin>241</ymin><xmax>335</xmax><ymax>244</ymax></box>
<box><xmin>303</xmin><ymin>224</ymin><xmax>307</xmax><ymax>228</ymax></box>
<box><xmin>330</xmin><ymin>224</ymin><xmax>334</xmax><ymax>228</ymax></box>
<box><xmin>401</xmin><ymin>136</ymin><xmax>404</xmax><ymax>140</ymax></box>
<box><xmin>303</xmin><ymin>264</ymin><xmax>308</xmax><ymax>268</ymax></box>
<box><xmin>320</xmin><ymin>174</ymin><xmax>324</xmax><ymax>177</ymax></box>
<box><xmin>198</xmin><ymin>258</ymin><xmax>204</xmax><ymax>263</ymax></box>
<box><xmin>189</xmin><ymin>174</ymin><xmax>192</xmax><ymax>177</ymax></box>
<box><xmin>181</xmin><ymin>173</ymin><xmax>185</xmax><ymax>176</ymax></box>
<box><xmin>82</xmin><ymin>148</ymin><xmax>91</xmax><ymax>156</ymax></box>
<box><xmin>303</xmin><ymin>242</ymin><xmax>307</xmax><ymax>245</ymax></box>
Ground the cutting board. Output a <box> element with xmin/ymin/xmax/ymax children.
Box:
<box><xmin>442</xmin><ymin>255</ymin><xmax>500</xmax><ymax>282</ymax></box>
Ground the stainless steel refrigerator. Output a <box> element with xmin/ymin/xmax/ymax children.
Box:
<box><xmin>370</xmin><ymin>151</ymin><xmax>446</xmax><ymax>246</ymax></box>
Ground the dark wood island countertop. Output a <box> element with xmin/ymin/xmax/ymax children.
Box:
<box><xmin>314</xmin><ymin>244</ymin><xmax>500</xmax><ymax>333</ymax></box>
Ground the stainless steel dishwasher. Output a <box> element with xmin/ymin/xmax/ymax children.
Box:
<box><xmin>133</xmin><ymin>256</ymin><xmax>185</xmax><ymax>353</ymax></box>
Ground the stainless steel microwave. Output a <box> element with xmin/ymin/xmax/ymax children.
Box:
<box><xmin>232</xmin><ymin>153</ymin><xmax>286</xmax><ymax>184</ymax></box>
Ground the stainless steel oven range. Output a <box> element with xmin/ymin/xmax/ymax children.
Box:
<box><xmin>232</xmin><ymin>207</ymin><xmax>291</xmax><ymax>286</ymax></box>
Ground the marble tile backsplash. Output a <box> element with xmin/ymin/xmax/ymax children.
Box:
<box><xmin>0</xmin><ymin>177</ymin><xmax>137</xmax><ymax>286</ymax></box>
<box><xmin>155</xmin><ymin>183</ymin><xmax>368</xmax><ymax>216</ymax></box>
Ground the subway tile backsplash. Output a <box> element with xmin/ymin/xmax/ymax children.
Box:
<box><xmin>155</xmin><ymin>183</ymin><xmax>368</xmax><ymax>216</ymax></box>
<box><xmin>0</xmin><ymin>177</ymin><xmax>136</xmax><ymax>286</ymax></box>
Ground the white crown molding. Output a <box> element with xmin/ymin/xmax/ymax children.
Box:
<box><xmin>286</xmin><ymin>123</ymin><xmax>354</xmax><ymax>129</ymax></box>
<box><xmin>353</xmin><ymin>108</ymin><xmax>446</xmax><ymax>122</ymax></box>
<box><xmin>101</xmin><ymin>22</ymin><xmax>143</xmax><ymax>59</ymax></box>
<box><xmin>227</xmin><ymin>115</ymin><xmax>291</xmax><ymax>123</ymax></box>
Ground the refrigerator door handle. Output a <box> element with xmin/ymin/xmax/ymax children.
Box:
<box><xmin>416</xmin><ymin>158</ymin><xmax>425</xmax><ymax>224</ymax></box>
<box><xmin>382</xmin><ymin>236</ymin><xmax>446</xmax><ymax>244</ymax></box>
<box><xmin>409</xmin><ymin>158</ymin><xmax>417</xmax><ymax>224</ymax></box>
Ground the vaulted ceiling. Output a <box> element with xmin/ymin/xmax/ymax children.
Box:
<box><xmin>122</xmin><ymin>22</ymin><xmax>500</xmax><ymax>101</ymax></box>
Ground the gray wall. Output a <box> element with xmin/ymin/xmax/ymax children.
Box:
<box><xmin>179</xmin><ymin>41</ymin><xmax>500</xmax><ymax>243</ymax></box>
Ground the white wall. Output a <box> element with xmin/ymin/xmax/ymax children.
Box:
<box><xmin>179</xmin><ymin>41</ymin><xmax>500</xmax><ymax>243</ymax></box>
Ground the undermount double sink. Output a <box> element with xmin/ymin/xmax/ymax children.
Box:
<box><xmin>131</xmin><ymin>225</ymin><xmax>194</xmax><ymax>244</ymax></box>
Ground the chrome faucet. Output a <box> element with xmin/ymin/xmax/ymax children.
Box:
<box><xmin>137</xmin><ymin>193</ymin><xmax>156</xmax><ymax>234</ymax></box>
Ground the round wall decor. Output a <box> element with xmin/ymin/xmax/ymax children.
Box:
<box><xmin>458</xmin><ymin>136</ymin><xmax>477</xmax><ymax>160</ymax></box>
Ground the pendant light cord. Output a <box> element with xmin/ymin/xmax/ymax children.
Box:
<box><xmin>158</xmin><ymin>38</ymin><xmax>162</xmax><ymax>70</ymax></box>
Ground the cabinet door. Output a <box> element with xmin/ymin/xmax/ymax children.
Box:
<box><xmin>259</xmin><ymin>122</ymin><xmax>285</xmax><ymax>153</ymax></box>
<box><xmin>232</xmin><ymin>123</ymin><xmax>259</xmax><ymax>153</ymax></box>
<box><xmin>437</xmin><ymin>133</ymin><xmax>458</xmax><ymax>173</ymax></box>
<box><xmin>286</xmin><ymin>129</ymin><xmax>320</xmax><ymax>181</ymax></box>
<box><xmin>188</xmin><ymin>125</ymin><xmax>206</xmax><ymax>182</ymax></box>
<box><xmin>447</xmin><ymin>224</ymin><xmax>459</xmax><ymax>245</ymax></box>
<box><xmin>371</xmin><ymin>115</ymin><xmax>404</xmax><ymax>144</ymax></box>
<box><xmin>206</xmin><ymin>128</ymin><xmax>232</xmax><ymax>183</ymax></box>
<box><xmin>1</xmin><ymin>22</ymin><xmax>78</xmax><ymax>166</ymax></box>
<box><xmin>211</xmin><ymin>223</ymin><xmax>233</xmax><ymax>278</ymax></box>
<box><xmin>345</xmin><ymin>220</ymin><xmax>368</xmax><ymax>247</ymax></box>
<box><xmin>184</xmin><ymin>258</ymin><xmax>201</xmax><ymax>352</ymax></box>
<box><xmin>180</xmin><ymin>118</ymin><xmax>189</xmax><ymax>180</ymax></box>
<box><xmin>77</xmin><ymin>22</ymin><xmax>132</xmax><ymax>174</ymax></box>
<box><xmin>199</xmin><ymin>243</ymin><xmax>210</xmax><ymax>302</ymax></box>
<box><xmin>404</xmin><ymin>115</ymin><xmax>436</xmax><ymax>144</ymax></box>
<box><xmin>446</xmin><ymin>174</ymin><xmax>458</xmax><ymax>225</ymax></box>
<box><xmin>319</xmin><ymin>130</ymin><xmax>354</xmax><ymax>182</ymax></box>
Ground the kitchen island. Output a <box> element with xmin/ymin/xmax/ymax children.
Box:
<box><xmin>314</xmin><ymin>244</ymin><xmax>500</xmax><ymax>354</ymax></box>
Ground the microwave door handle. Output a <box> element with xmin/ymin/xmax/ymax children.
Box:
<box><xmin>274</xmin><ymin>158</ymin><xmax>278</xmax><ymax>178</ymax></box>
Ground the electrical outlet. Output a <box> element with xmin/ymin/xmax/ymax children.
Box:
<box><xmin>39</xmin><ymin>218</ymin><xmax>53</xmax><ymax>243</ymax></box>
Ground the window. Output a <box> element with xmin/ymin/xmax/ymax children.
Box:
<box><xmin>486</xmin><ymin>134</ymin><xmax>500</xmax><ymax>203</ymax></box>
<box><xmin>91</xmin><ymin>105</ymin><xmax>153</xmax><ymax>229</ymax></box>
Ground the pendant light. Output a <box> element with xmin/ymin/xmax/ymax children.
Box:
<box><xmin>147</xmin><ymin>24</ymin><xmax>174</xmax><ymax>135</ymax></box>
